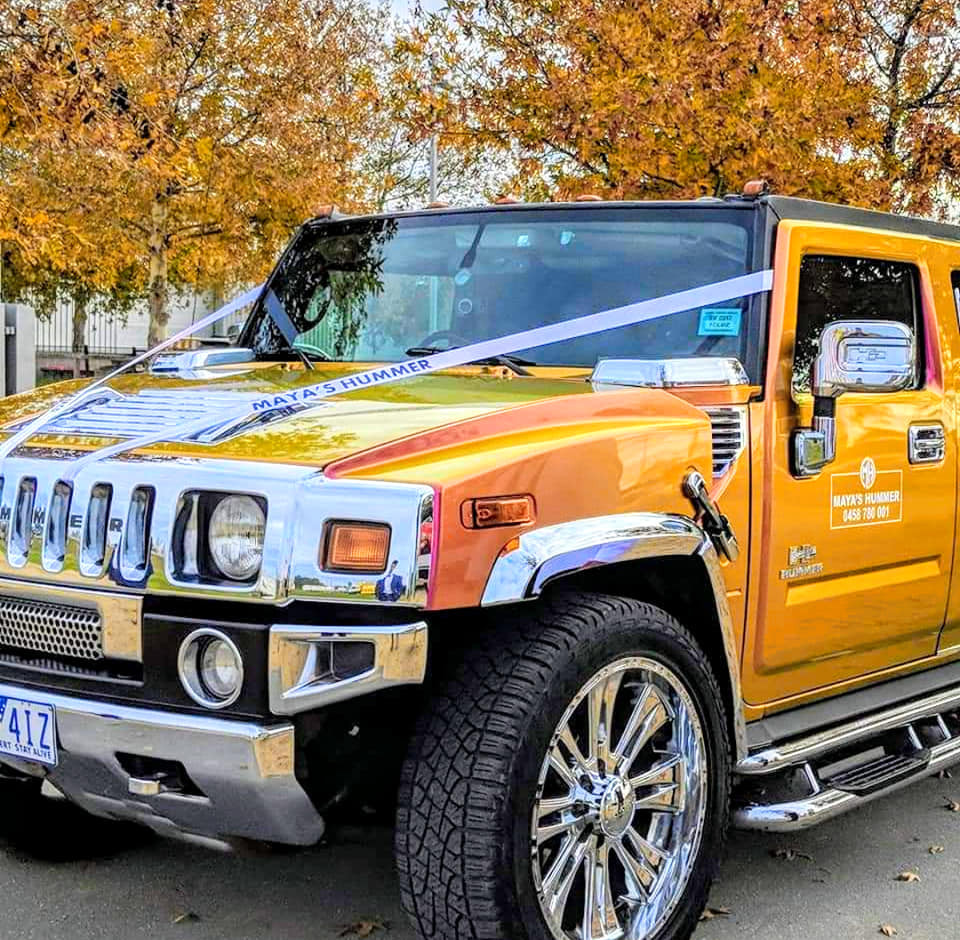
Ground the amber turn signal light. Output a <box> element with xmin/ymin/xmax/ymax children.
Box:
<box><xmin>461</xmin><ymin>495</ymin><xmax>535</xmax><ymax>529</ymax></box>
<box><xmin>324</xmin><ymin>522</ymin><xmax>391</xmax><ymax>572</ymax></box>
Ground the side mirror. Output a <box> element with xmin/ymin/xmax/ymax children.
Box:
<box><xmin>793</xmin><ymin>320</ymin><xmax>915</xmax><ymax>477</ymax></box>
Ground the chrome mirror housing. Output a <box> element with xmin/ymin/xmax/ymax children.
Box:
<box><xmin>811</xmin><ymin>320</ymin><xmax>915</xmax><ymax>398</ymax></box>
<box><xmin>794</xmin><ymin>320</ymin><xmax>916</xmax><ymax>477</ymax></box>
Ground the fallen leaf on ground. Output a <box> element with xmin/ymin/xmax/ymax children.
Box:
<box><xmin>895</xmin><ymin>870</ymin><xmax>921</xmax><ymax>883</ymax></box>
<box><xmin>930</xmin><ymin>844</ymin><xmax>945</xmax><ymax>854</ymax></box>
<box><xmin>699</xmin><ymin>906</ymin><xmax>731</xmax><ymax>921</ymax></box>
<box><xmin>945</xmin><ymin>799</ymin><xmax>960</xmax><ymax>812</ymax></box>
<box><xmin>171</xmin><ymin>912</ymin><xmax>200</xmax><ymax>924</ymax></box>
<box><xmin>339</xmin><ymin>920</ymin><xmax>389</xmax><ymax>938</ymax></box>
<box><xmin>879</xmin><ymin>925</ymin><xmax>898</xmax><ymax>937</ymax></box>
<box><xmin>771</xmin><ymin>847</ymin><xmax>812</xmax><ymax>862</ymax></box>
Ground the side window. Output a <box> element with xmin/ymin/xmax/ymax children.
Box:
<box><xmin>792</xmin><ymin>255</ymin><xmax>922</xmax><ymax>396</ymax></box>
<box><xmin>951</xmin><ymin>271</ymin><xmax>960</xmax><ymax>321</ymax></box>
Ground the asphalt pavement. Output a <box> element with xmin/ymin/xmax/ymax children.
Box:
<box><xmin>0</xmin><ymin>773</ymin><xmax>959</xmax><ymax>940</ymax></box>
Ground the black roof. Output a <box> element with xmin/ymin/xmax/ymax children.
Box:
<box><xmin>308</xmin><ymin>194</ymin><xmax>960</xmax><ymax>243</ymax></box>
<box><xmin>760</xmin><ymin>195</ymin><xmax>960</xmax><ymax>243</ymax></box>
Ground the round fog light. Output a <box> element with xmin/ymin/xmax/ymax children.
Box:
<box><xmin>178</xmin><ymin>630</ymin><xmax>244</xmax><ymax>709</ymax></box>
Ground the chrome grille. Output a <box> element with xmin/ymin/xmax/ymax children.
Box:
<box><xmin>0</xmin><ymin>594</ymin><xmax>103</xmax><ymax>661</ymax></box>
<box><xmin>704</xmin><ymin>407</ymin><xmax>746</xmax><ymax>476</ymax></box>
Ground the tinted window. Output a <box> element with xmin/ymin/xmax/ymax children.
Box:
<box><xmin>245</xmin><ymin>208</ymin><xmax>760</xmax><ymax>375</ymax></box>
<box><xmin>793</xmin><ymin>255</ymin><xmax>921</xmax><ymax>395</ymax></box>
<box><xmin>951</xmin><ymin>271</ymin><xmax>960</xmax><ymax>321</ymax></box>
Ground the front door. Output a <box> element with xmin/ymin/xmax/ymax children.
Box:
<box><xmin>743</xmin><ymin>222</ymin><xmax>956</xmax><ymax>706</ymax></box>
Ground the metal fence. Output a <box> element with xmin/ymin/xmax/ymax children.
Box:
<box><xmin>35</xmin><ymin>297</ymin><xmax>137</xmax><ymax>356</ymax></box>
<box><xmin>33</xmin><ymin>291</ymin><xmax>236</xmax><ymax>380</ymax></box>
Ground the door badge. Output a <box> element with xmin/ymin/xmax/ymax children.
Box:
<box><xmin>780</xmin><ymin>544</ymin><xmax>823</xmax><ymax>581</ymax></box>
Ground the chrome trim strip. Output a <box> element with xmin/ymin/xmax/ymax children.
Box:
<box><xmin>733</xmin><ymin>736</ymin><xmax>960</xmax><ymax>832</ymax></box>
<box><xmin>591</xmin><ymin>357</ymin><xmax>749</xmax><ymax>389</ymax></box>
<box><xmin>736</xmin><ymin>683</ymin><xmax>960</xmax><ymax>776</ymax></box>
<box><xmin>480</xmin><ymin>512</ymin><xmax>746</xmax><ymax>759</ymax></box>
<box><xmin>0</xmin><ymin>680</ymin><xmax>323</xmax><ymax>845</ymax></box>
<box><xmin>149</xmin><ymin>347</ymin><xmax>256</xmax><ymax>374</ymax></box>
<box><xmin>268</xmin><ymin>621</ymin><xmax>428</xmax><ymax>714</ymax></box>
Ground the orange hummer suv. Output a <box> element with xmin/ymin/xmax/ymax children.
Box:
<box><xmin>0</xmin><ymin>185</ymin><xmax>954</xmax><ymax>940</ymax></box>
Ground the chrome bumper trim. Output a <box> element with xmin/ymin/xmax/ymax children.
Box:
<box><xmin>736</xmin><ymin>683</ymin><xmax>960</xmax><ymax>776</ymax></box>
<box><xmin>733</xmin><ymin>734</ymin><xmax>960</xmax><ymax>832</ymax></box>
<box><xmin>268</xmin><ymin>621</ymin><xmax>428</xmax><ymax>715</ymax></box>
<box><xmin>0</xmin><ymin>682</ymin><xmax>324</xmax><ymax>845</ymax></box>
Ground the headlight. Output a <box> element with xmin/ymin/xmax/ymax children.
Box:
<box><xmin>178</xmin><ymin>630</ymin><xmax>244</xmax><ymax>708</ymax></box>
<box><xmin>208</xmin><ymin>495</ymin><xmax>266</xmax><ymax>581</ymax></box>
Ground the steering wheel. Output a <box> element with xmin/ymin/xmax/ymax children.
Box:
<box><xmin>417</xmin><ymin>330</ymin><xmax>472</xmax><ymax>350</ymax></box>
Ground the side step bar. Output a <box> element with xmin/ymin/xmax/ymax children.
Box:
<box><xmin>736</xmin><ymin>683</ymin><xmax>960</xmax><ymax>776</ymax></box>
<box><xmin>733</xmin><ymin>684</ymin><xmax>960</xmax><ymax>832</ymax></box>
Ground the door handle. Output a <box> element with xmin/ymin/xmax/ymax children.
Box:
<box><xmin>908</xmin><ymin>423</ymin><xmax>945</xmax><ymax>464</ymax></box>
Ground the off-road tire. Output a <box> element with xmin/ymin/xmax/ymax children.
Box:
<box><xmin>395</xmin><ymin>591</ymin><xmax>731</xmax><ymax>940</ymax></box>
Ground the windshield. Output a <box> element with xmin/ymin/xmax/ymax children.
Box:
<box><xmin>243</xmin><ymin>206</ymin><xmax>759</xmax><ymax>375</ymax></box>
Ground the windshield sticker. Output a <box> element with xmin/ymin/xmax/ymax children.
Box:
<box><xmin>698</xmin><ymin>308</ymin><xmax>742</xmax><ymax>336</ymax></box>
<box><xmin>830</xmin><ymin>457</ymin><xmax>903</xmax><ymax>529</ymax></box>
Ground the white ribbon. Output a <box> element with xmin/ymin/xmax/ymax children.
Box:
<box><xmin>247</xmin><ymin>269</ymin><xmax>773</xmax><ymax>412</ymax></box>
<box><xmin>0</xmin><ymin>282</ymin><xmax>265</xmax><ymax>462</ymax></box>
<box><xmin>4</xmin><ymin>269</ymin><xmax>774</xmax><ymax>470</ymax></box>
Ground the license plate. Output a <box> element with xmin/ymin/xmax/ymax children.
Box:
<box><xmin>0</xmin><ymin>696</ymin><xmax>57</xmax><ymax>766</ymax></box>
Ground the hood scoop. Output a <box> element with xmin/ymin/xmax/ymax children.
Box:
<box><xmin>13</xmin><ymin>389</ymin><xmax>318</xmax><ymax>445</ymax></box>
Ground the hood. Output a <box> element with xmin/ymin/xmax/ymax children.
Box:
<box><xmin>0</xmin><ymin>363</ymin><xmax>603</xmax><ymax>468</ymax></box>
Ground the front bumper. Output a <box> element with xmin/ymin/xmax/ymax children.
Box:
<box><xmin>0</xmin><ymin>682</ymin><xmax>324</xmax><ymax>846</ymax></box>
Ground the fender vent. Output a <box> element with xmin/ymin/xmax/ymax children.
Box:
<box><xmin>704</xmin><ymin>407</ymin><xmax>746</xmax><ymax>477</ymax></box>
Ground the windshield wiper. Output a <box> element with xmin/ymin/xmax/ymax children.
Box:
<box><xmin>272</xmin><ymin>344</ymin><xmax>330</xmax><ymax>370</ymax></box>
<box><xmin>405</xmin><ymin>346</ymin><xmax>535</xmax><ymax>376</ymax></box>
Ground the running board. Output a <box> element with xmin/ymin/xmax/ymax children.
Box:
<box><xmin>733</xmin><ymin>683</ymin><xmax>960</xmax><ymax>832</ymax></box>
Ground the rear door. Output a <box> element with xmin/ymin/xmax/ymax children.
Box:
<box><xmin>743</xmin><ymin>222</ymin><xmax>956</xmax><ymax>705</ymax></box>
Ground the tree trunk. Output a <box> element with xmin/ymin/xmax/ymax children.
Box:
<box><xmin>71</xmin><ymin>294</ymin><xmax>87</xmax><ymax>353</ymax></box>
<box><xmin>146</xmin><ymin>197</ymin><xmax>169</xmax><ymax>348</ymax></box>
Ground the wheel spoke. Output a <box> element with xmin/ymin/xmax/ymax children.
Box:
<box><xmin>613</xmin><ymin>840</ymin><xmax>655</xmax><ymax>900</ymax></box>
<box><xmin>537</xmin><ymin>812</ymin><xmax>582</xmax><ymax>845</ymax></box>
<box><xmin>625</xmin><ymin>825</ymin><xmax>673</xmax><ymax>865</ymax></box>
<box><xmin>613</xmin><ymin>684</ymin><xmax>672</xmax><ymax>773</ymax></box>
<box><xmin>557</xmin><ymin>722</ymin><xmax>590</xmax><ymax>776</ymax></box>
<box><xmin>538</xmin><ymin>793</ymin><xmax>579</xmax><ymax>821</ymax></box>
<box><xmin>628</xmin><ymin>752</ymin><xmax>683</xmax><ymax>791</ymax></box>
<box><xmin>587</xmin><ymin>670</ymin><xmax>624</xmax><ymax>772</ymax></box>
<box><xmin>548</xmin><ymin>745</ymin><xmax>580</xmax><ymax>789</ymax></box>
<box><xmin>542</xmin><ymin>834</ymin><xmax>592</xmax><ymax>933</ymax></box>
<box><xmin>633</xmin><ymin>782</ymin><xmax>683</xmax><ymax>815</ymax></box>
<box><xmin>582</xmin><ymin>838</ymin><xmax>620</xmax><ymax>940</ymax></box>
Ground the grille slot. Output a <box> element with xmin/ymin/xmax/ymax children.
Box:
<box><xmin>704</xmin><ymin>407</ymin><xmax>746</xmax><ymax>476</ymax></box>
<box><xmin>0</xmin><ymin>593</ymin><xmax>103</xmax><ymax>661</ymax></box>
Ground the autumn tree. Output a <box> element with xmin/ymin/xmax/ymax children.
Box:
<box><xmin>396</xmin><ymin>0</ymin><xmax>883</xmax><ymax>204</ymax></box>
<box><xmin>0</xmin><ymin>0</ymin><xmax>388</xmax><ymax>343</ymax></box>
<box><xmin>841</xmin><ymin>0</ymin><xmax>960</xmax><ymax>215</ymax></box>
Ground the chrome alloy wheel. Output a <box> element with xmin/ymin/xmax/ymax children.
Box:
<box><xmin>531</xmin><ymin>656</ymin><xmax>708</xmax><ymax>940</ymax></box>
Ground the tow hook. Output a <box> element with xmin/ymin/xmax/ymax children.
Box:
<box><xmin>683</xmin><ymin>470</ymin><xmax>739</xmax><ymax>562</ymax></box>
